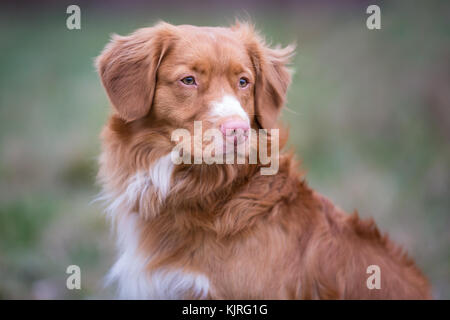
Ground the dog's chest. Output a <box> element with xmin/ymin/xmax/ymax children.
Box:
<box><xmin>107</xmin><ymin>213</ymin><xmax>210</xmax><ymax>299</ymax></box>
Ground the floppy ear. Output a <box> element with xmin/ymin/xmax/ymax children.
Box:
<box><xmin>96</xmin><ymin>23</ymin><xmax>175</xmax><ymax>121</ymax></box>
<box><xmin>235</xmin><ymin>23</ymin><xmax>295</xmax><ymax>129</ymax></box>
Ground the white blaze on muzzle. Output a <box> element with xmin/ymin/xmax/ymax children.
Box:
<box><xmin>210</xmin><ymin>95</ymin><xmax>250</xmax><ymax>125</ymax></box>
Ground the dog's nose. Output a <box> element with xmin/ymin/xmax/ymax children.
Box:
<box><xmin>220</xmin><ymin>119</ymin><xmax>250</xmax><ymax>142</ymax></box>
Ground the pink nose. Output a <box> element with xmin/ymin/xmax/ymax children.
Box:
<box><xmin>220</xmin><ymin>120</ymin><xmax>250</xmax><ymax>142</ymax></box>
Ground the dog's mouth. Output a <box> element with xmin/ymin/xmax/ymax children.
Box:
<box><xmin>222</xmin><ymin>136</ymin><xmax>249</xmax><ymax>156</ymax></box>
<box><xmin>199</xmin><ymin>135</ymin><xmax>250</xmax><ymax>162</ymax></box>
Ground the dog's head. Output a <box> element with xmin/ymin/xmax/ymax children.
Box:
<box><xmin>97</xmin><ymin>22</ymin><xmax>294</xmax><ymax>159</ymax></box>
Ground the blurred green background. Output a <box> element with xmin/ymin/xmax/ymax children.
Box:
<box><xmin>0</xmin><ymin>0</ymin><xmax>449</xmax><ymax>299</ymax></box>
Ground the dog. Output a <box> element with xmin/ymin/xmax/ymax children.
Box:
<box><xmin>96</xmin><ymin>22</ymin><xmax>431</xmax><ymax>299</ymax></box>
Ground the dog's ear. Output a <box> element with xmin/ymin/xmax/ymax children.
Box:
<box><xmin>235</xmin><ymin>23</ymin><xmax>295</xmax><ymax>129</ymax></box>
<box><xmin>96</xmin><ymin>23</ymin><xmax>176</xmax><ymax>121</ymax></box>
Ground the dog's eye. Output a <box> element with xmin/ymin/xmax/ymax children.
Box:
<box><xmin>239</xmin><ymin>77</ymin><xmax>249</xmax><ymax>88</ymax></box>
<box><xmin>181</xmin><ymin>76</ymin><xmax>196</xmax><ymax>86</ymax></box>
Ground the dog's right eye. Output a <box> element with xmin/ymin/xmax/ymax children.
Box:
<box><xmin>181</xmin><ymin>76</ymin><xmax>196</xmax><ymax>86</ymax></box>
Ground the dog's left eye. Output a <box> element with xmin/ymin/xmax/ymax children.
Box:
<box><xmin>239</xmin><ymin>77</ymin><xmax>249</xmax><ymax>88</ymax></box>
<box><xmin>181</xmin><ymin>76</ymin><xmax>196</xmax><ymax>86</ymax></box>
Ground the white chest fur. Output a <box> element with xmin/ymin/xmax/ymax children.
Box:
<box><xmin>106</xmin><ymin>214</ymin><xmax>209</xmax><ymax>299</ymax></box>
<box><xmin>101</xmin><ymin>154</ymin><xmax>210</xmax><ymax>299</ymax></box>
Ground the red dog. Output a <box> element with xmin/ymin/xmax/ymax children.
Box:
<box><xmin>96</xmin><ymin>22</ymin><xmax>431</xmax><ymax>299</ymax></box>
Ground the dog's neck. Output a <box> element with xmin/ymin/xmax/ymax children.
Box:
<box><xmin>169</xmin><ymin>163</ymin><xmax>261</xmax><ymax>208</ymax></box>
<box><xmin>100</xmin><ymin>118</ymin><xmax>300</xmax><ymax>230</ymax></box>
